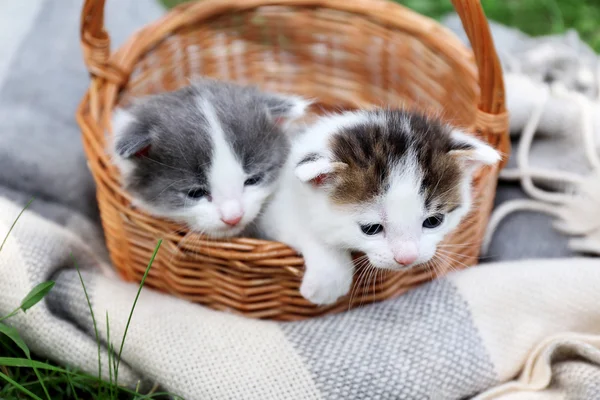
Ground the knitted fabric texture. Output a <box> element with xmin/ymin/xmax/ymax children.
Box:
<box><xmin>2</xmin><ymin>198</ymin><xmax>600</xmax><ymax>399</ymax></box>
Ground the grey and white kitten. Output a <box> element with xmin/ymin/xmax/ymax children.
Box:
<box><xmin>258</xmin><ymin>109</ymin><xmax>501</xmax><ymax>305</ymax></box>
<box><xmin>111</xmin><ymin>79</ymin><xmax>310</xmax><ymax>238</ymax></box>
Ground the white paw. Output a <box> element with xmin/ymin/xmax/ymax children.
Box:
<box><xmin>300</xmin><ymin>270</ymin><xmax>352</xmax><ymax>305</ymax></box>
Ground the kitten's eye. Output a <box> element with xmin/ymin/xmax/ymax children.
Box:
<box><xmin>187</xmin><ymin>188</ymin><xmax>209</xmax><ymax>199</ymax></box>
<box><xmin>360</xmin><ymin>224</ymin><xmax>384</xmax><ymax>236</ymax></box>
<box><xmin>244</xmin><ymin>174</ymin><xmax>263</xmax><ymax>186</ymax></box>
<box><xmin>423</xmin><ymin>214</ymin><xmax>445</xmax><ymax>229</ymax></box>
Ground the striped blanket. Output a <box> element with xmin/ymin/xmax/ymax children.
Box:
<box><xmin>1</xmin><ymin>1</ymin><xmax>599</xmax><ymax>399</ymax></box>
<box><xmin>2</xmin><ymin>198</ymin><xmax>600</xmax><ymax>399</ymax></box>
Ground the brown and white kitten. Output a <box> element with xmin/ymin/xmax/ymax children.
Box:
<box><xmin>258</xmin><ymin>109</ymin><xmax>501</xmax><ymax>305</ymax></box>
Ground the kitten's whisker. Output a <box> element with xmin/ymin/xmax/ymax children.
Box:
<box><xmin>362</xmin><ymin>264</ymin><xmax>376</xmax><ymax>309</ymax></box>
<box><xmin>434</xmin><ymin>252</ymin><xmax>465</xmax><ymax>274</ymax></box>
<box><xmin>141</xmin><ymin>156</ymin><xmax>193</xmax><ymax>174</ymax></box>
<box><xmin>352</xmin><ymin>257</ymin><xmax>370</xmax><ymax>278</ymax></box>
<box><xmin>428</xmin><ymin>175</ymin><xmax>444</xmax><ymax>204</ymax></box>
<box><xmin>373</xmin><ymin>266</ymin><xmax>381</xmax><ymax>301</ymax></box>
<box><xmin>149</xmin><ymin>179</ymin><xmax>190</xmax><ymax>202</ymax></box>
<box><xmin>179</xmin><ymin>229</ymin><xmax>204</xmax><ymax>251</ymax></box>
<box><xmin>429</xmin><ymin>257</ymin><xmax>440</xmax><ymax>278</ymax></box>
<box><xmin>434</xmin><ymin>254</ymin><xmax>454</xmax><ymax>276</ymax></box>
<box><xmin>348</xmin><ymin>262</ymin><xmax>370</xmax><ymax>309</ymax></box>
<box><xmin>437</xmin><ymin>256</ymin><xmax>459</xmax><ymax>276</ymax></box>
<box><xmin>437</xmin><ymin>241</ymin><xmax>481</xmax><ymax>248</ymax></box>
<box><xmin>172</xmin><ymin>229</ymin><xmax>207</xmax><ymax>263</ymax></box>
<box><xmin>427</xmin><ymin>258</ymin><xmax>438</xmax><ymax>278</ymax></box>
<box><xmin>425</xmin><ymin>261</ymin><xmax>436</xmax><ymax>280</ymax></box>
<box><xmin>371</xmin><ymin>265</ymin><xmax>380</xmax><ymax>301</ymax></box>
<box><xmin>436</xmin><ymin>248</ymin><xmax>470</xmax><ymax>263</ymax></box>
<box><xmin>352</xmin><ymin>255</ymin><xmax>369</xmax><ymax>271</ymax></box>
<box><xmin>173</xmin><ymin>137</ymin><xmax>194</xmax><ymax>171</ymax></box>
<box><xmin>434</xmin><ymin>258</ymin><xmax>446</xmax><ymax>278</ymax></box>
<box><xmin>436</xmin><ymin>248</ymin><xmax>467</xmax><ymax>257</ymax></box>
<box><xmin>354</xmin><ymin>254</ymin><xmax>369</xmax><ymax>262</ymax></box>
<box><xmin>356</xmin><ymin>265</ymin><xmax>369</xmax><ymax>309</ymax></box>
<box><xmin>357</xmin><ymin>264</ymin><xmax>374</xmax><ymax>308</ymax></box>
<box><xmin>195</xmin><ymin>160</ymin><xmax>212</xmax><ymax>174</ymax></box>
<box><xmin>366</xmin><ymin>265</ymin><xmax>374</xmax><ymax>305</ymax></box>
<box><xmin>430</xmin><ymin>256</ymin><xmax>446</xmax><ymax>278</ymax></box>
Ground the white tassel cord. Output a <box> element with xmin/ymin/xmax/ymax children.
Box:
<box><xmin>482</xmin><ymin>81</ymin><xmax>600</xmax><ymax>256</ymax></box>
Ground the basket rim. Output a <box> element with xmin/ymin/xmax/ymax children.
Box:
<box><xmin>107</xmin><ymin>0</ymin><xmax>479</xmax><ymax>92</ymax></box>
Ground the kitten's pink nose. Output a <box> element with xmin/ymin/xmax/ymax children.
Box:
<box><xmin>393</xmin><ymin>243</ymin><xmax>419</xmax><ymax>266</ymax></box>
<box><xmin>219</xmin><ymin>200</ymin><xmax>244</xmax><ymax>226</ymax></box>
<box><xmin>221</xmin><ymin>215</ymin><xmax>243</xmax><ymax>226</ymax></box>
<box><xmin>394</xmin><ymin>254</ymin><xmax>418</xmax><ymax>266</ymax></box>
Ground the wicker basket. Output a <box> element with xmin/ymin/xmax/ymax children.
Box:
<box><xmin>77</xmin><ymin>0</ymin><xmax>509</xmax><ymax>320</ymax></box>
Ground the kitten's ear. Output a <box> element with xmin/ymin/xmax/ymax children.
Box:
<box><xmin>448</xmin><ymin>130</ymin><xmax>501</xmax><ymax>170</ymax></box>
<box><xmin>112</xmin><ymin>108</ymin><xmax>151</xmax><ymax>158</ymax></box>
<box><xmin>294</xmin><ymin>154</ymin><xmax>347</xmax><ymax>187</ymax></box>
<box><xmin>262</xmin><ymin>93</ymin><xmax>312</xmax><ymax>128</ymax></box>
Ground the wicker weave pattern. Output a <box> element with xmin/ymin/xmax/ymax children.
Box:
<box><xmin>77</xmin><ymin>0</ymin><xmax>509</xmax><ymax>320</ymax></box>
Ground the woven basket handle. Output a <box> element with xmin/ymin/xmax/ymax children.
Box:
<box><xmin>81</xmin><ymin>0</ymin><xmax>125</xmax><ymax>83</ymax></box>
<box><xmin>80</xmin><ymin>0</ymin><xmax>509</xmax><ymax>160</ymax></box>
<box><xmin>451</xmin><ymin>0</ymin><xmax>509</xmax><ymax>160</ymax></box>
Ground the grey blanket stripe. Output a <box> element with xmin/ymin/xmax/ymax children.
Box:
<box><xmin>46</xmin><ymin>269</ymin><xmax>102</xmax><ymax>340</ymax></box>
<box><xmin>45</xmin><ymin>268</ymin><xmax>144</xmax><ymax>387</ymax></box>
<box><xmin>0</xmin><ymin>0</ymin><xmax>97</xmax><ymax>219</ymax></box>
<box><xmin>281</xmin><ymin>279</ymin><xmax>497</xmax><ymax>400</ymax></box>
<box><xmin>0</xmin><ymin>0</ymin><xmax>163</xmax><ymax>222</ymax></box>
<box><xmin>0</xmin><ymin>1</ymin><xmax>46</xmax><ymax>84</ymax></box>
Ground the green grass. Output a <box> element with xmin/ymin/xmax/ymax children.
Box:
<box><xmin>0</xmin><ymin>201</ymin><xmax>174</xmax><ymax>399</ymax></box>
<box><xmin>158</xmin><ymin>0</ymin><xmax>600</xmax><ymax>52</ymax></box>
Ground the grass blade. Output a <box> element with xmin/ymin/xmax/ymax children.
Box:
<box><xmin>0</xmin><ymin>370</ymin><xmax>43</xmax><ymax>400</ymax></box>
<box><xmin>114</xmin><ymin>239</ymin><xmax>162</xmax><ymax>384</ymax></box>
<box><xmin>0</xmin><ymin>281</ymin><xmax>54</xmax><ymax>323</ymax></box>
<box><xmin>30</xmin><ymin>360</ymin><xmax>51</xmax><ymax>400</ymax></box>
<box><xmin>0</xmin><ymin>335</ymin><xmax>21</xmax><ymax>357</ymax></box>
<box><xmin>0</xmin><ymin>358</ymin><xmax>186</xmax><ymax>399</ymax></box>
<box><xmin>0</xmin><ymin>197</ymin><xmax>34</xmax><ymax>254</ymax></box>
<box><xmin>0</xmin><ymin>308</ymin><xmax>20</xmax><ymax>323</ymax></box>
<box><xmin>0</xmin><ymin>323</ymin><xmax>51</xmax><ymax>399</ymax></box>
<box><xmin>110</xmin><ymin>342</ymin><xmax>118</xmax><ymax>395</ymax></box>
<box><xmin>0</xmin><ymin>323</ymin><xmax>29</xmax><ymax>357</ymax></box>
<box><xmin>20</xmin><ymin>281</ymin><xmax>55</xmax><ymax>313</ymax></box>
<box><xmin>65</xmin><ymin>369</ymin><xmax>79</xmax><ymax>400</ymax></box>
<box><xmin>71</xmin><ymin>254</ymin><xmax>103</xmax><ymax>396</ymax></box>
<box><xmin>106</xmin><ymin>312</ymin><xmax>115</xmax><ymax>398</ymax></box>
<box><xmin>0</xmin><ymin>357</ymin><xmax>67</xmax><ymax>371</ymax></box>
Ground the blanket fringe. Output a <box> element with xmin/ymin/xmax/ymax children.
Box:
<box><xmin>555</xmin><ymin>173</ymin><xmax>600</xmax><ymax>254</ymax></box>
